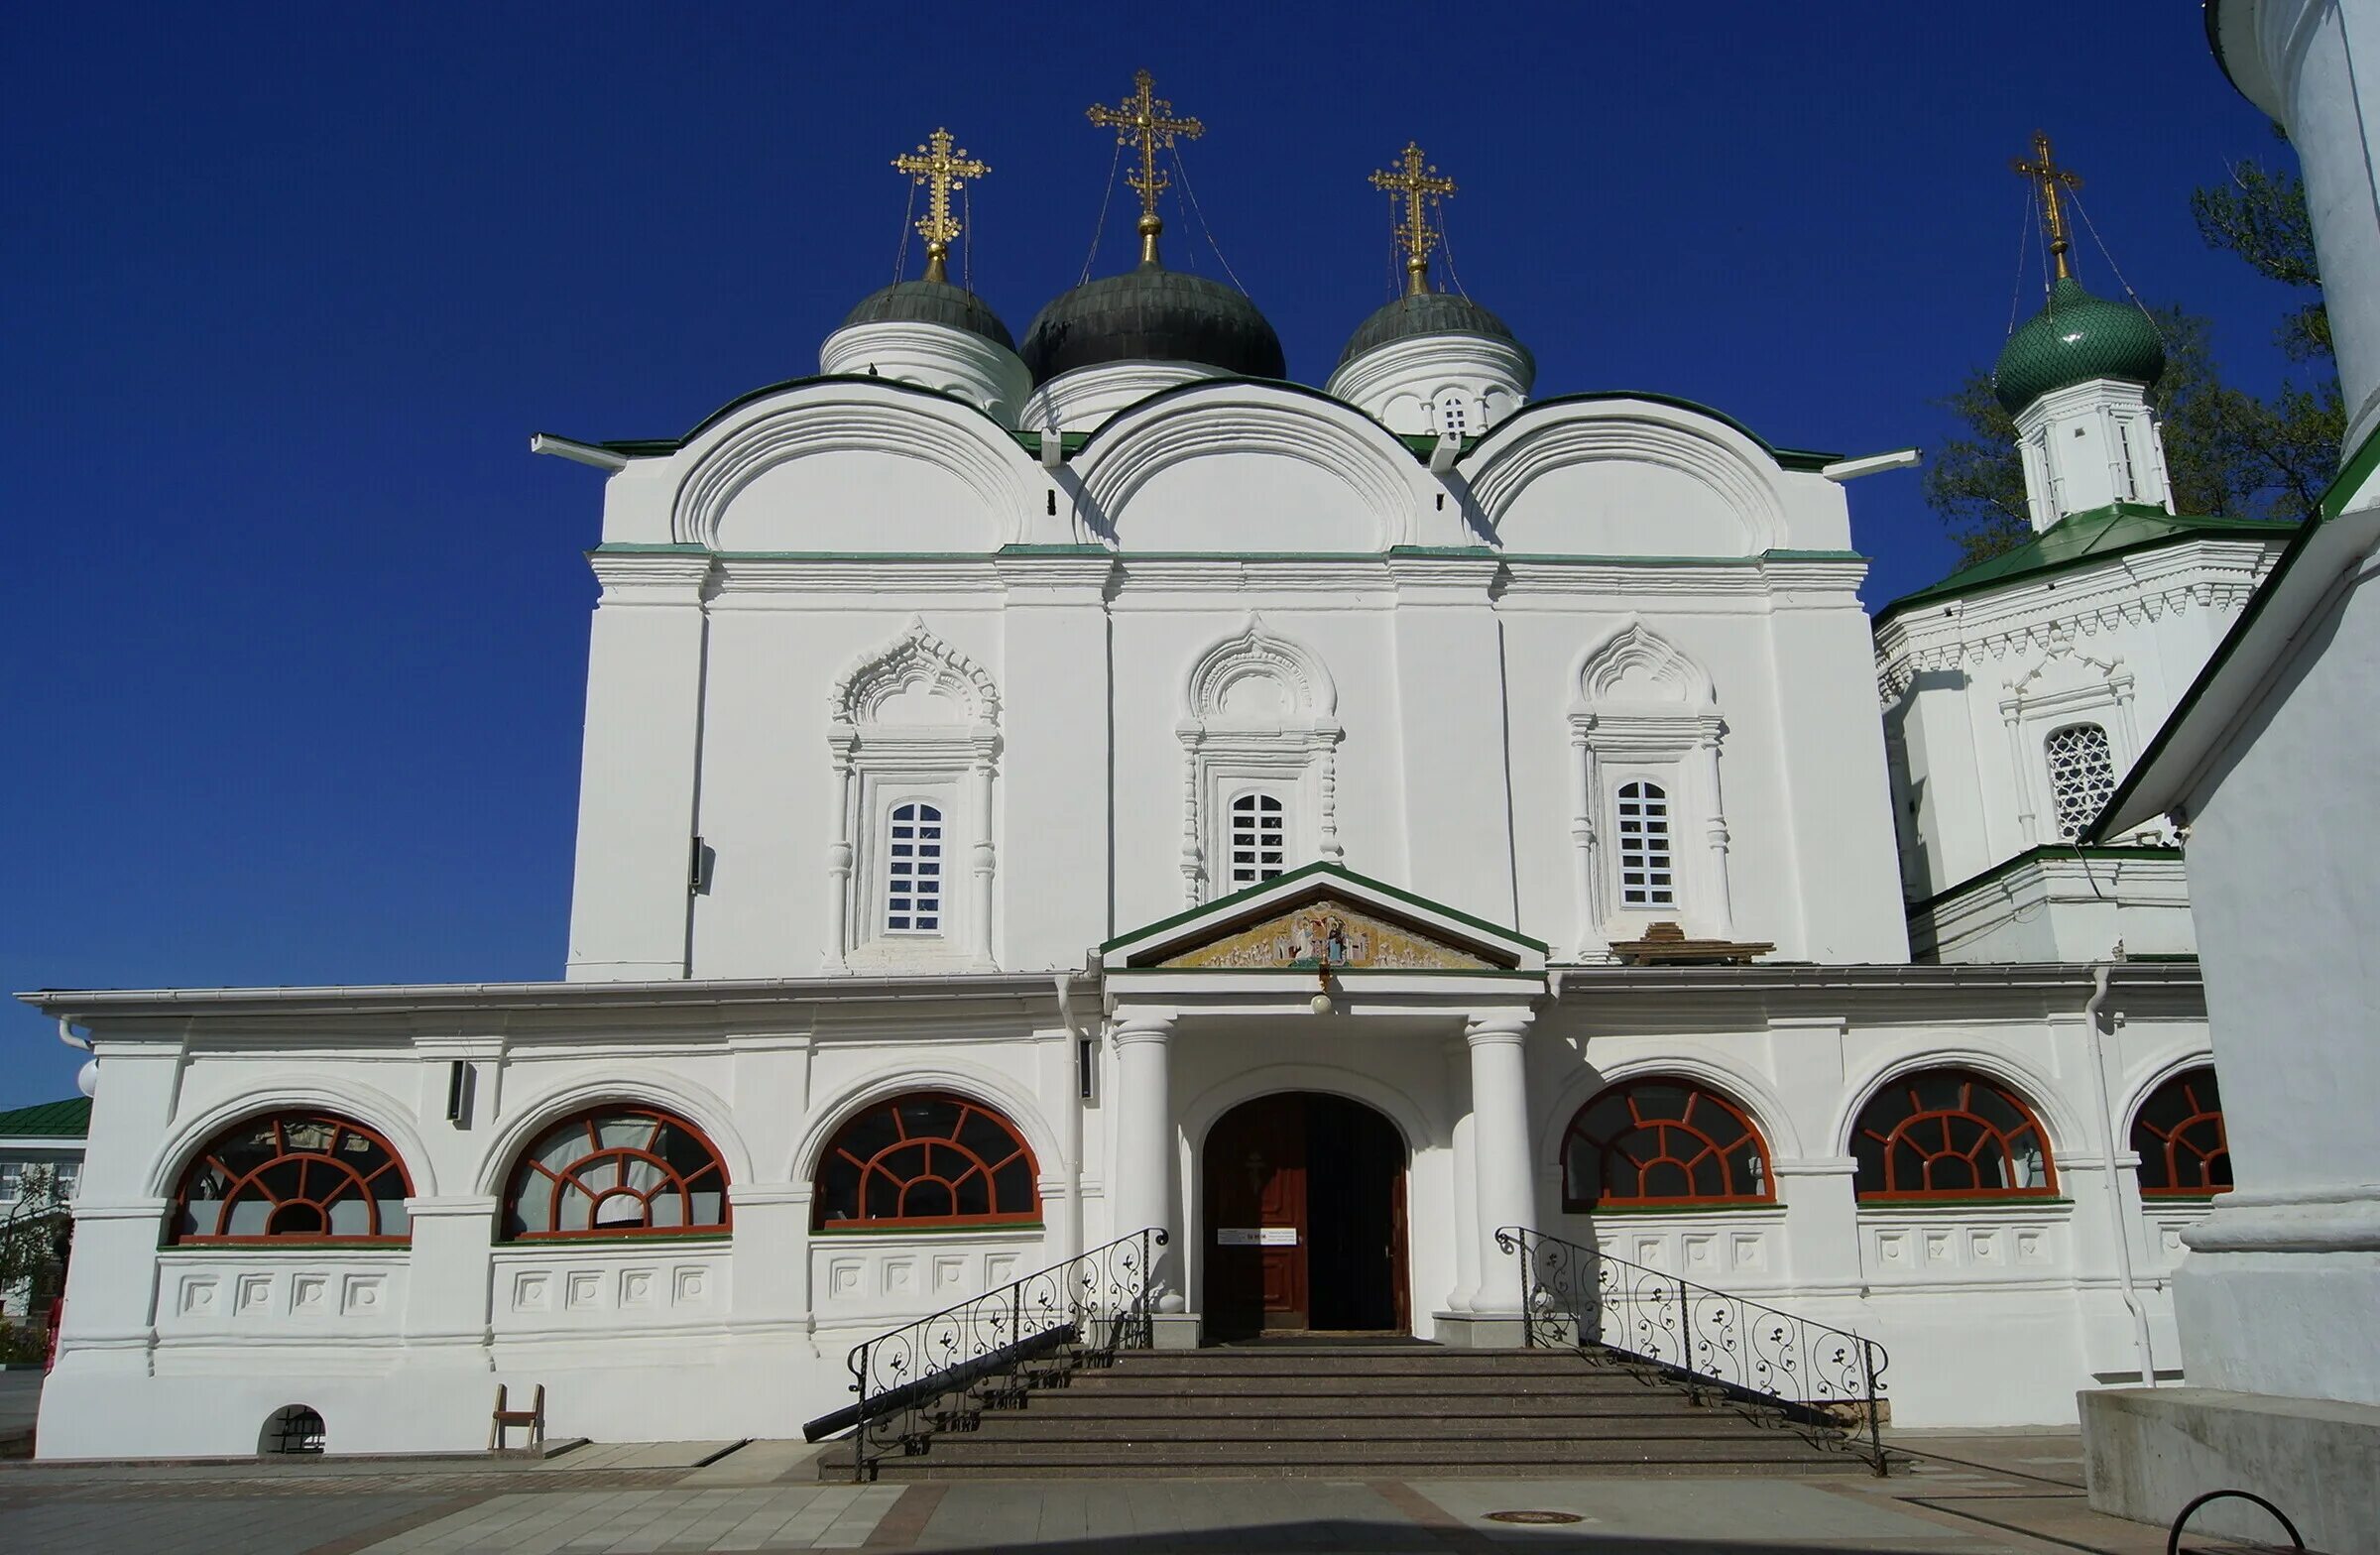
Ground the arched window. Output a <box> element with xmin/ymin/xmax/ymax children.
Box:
<box><xmin>885</xmin><ymin>800</ymin><xmax>944</xmax><ymax>934</ymax></box>
<box><xmin>1562</xmin><ymin>1078</ymin><xmax>1771</xmax><ymax>1209</ymax></box>
<box><xmin>2045</xmin><ymin>723</ymin><xmax>2116</xmax><ymax>842</ymax></box>
<box><xmin>1851</xmin><ymin>1069</ymin><xmax>2056</xmax><ymax>1200</ymax></box>
<box><xmin>813</xmin><ymin>1093</ymin><xmax>1039</xmax><ymax>1232</ymax></box>
<box><xmin>1228</xmin><ymin>792</ymin><xmax>1286</xmax><ymax>889</ymax></box>
<box><xmin>502</xmin><ymin>1106</ymin><xmax>730</xmax><ymax>1241</ymax></box>
<box><xmin>1616</xmin><ymin>780</ymin><xmax>1674</xmax><ymax>907</ymax></box>
<box><xmin>2132</xmin><ymin>1068</ymin><xmax>2231</xmax><ymax>1198</ymax></box>
<box><xmin>170</xmin><ymin>1112</ymin><xmax>413</xmax><ymax>1245</ymax></box>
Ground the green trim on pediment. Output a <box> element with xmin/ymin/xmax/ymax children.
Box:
<box><xmin>1102</xmin><ymin>861</ymin><xmax>1546</xmax><ymax>968</ymax></box>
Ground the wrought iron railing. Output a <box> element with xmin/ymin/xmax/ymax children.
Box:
<box><xmin>1495</xmin><ymin>1226</ymin><xmax>1891</xmax><ymax>1473</ymax></box>
<box><xmin>800</xmin><ymin>1227</ymin><xmax>1167</xmax><ymax>1481</ymax></box>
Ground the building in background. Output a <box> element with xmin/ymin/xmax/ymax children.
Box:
<box><xmin>0</xmin><ymin>1099</ymin><xmax>87</xmax><ymax>1328</ymax></box>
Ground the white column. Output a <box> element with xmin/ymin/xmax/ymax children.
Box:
<box><xmin>1444</xmin><ymin>1037</ymin><xmax>1480</xmax><ymax>1314</ymax></box>
<box><xmin>969</xmin><ymin>753</ymin><xmax>997</xmax><ymax>970</ymax></box>
<box><xmin>1110</xmin><ymin>1015</ymin><xmax>1181</xmax><ymax>1310</ymax></box>
<box><xmin>1568</xmin><ymin>727</ymin><xmax>1607</xmax><ymax>960</ymax></box>
<box><xmin>1698</xmin><ymin>735</ymin><xmax>1736</xmax><ymax>938</ymax></box>
<box><xmin>822</xmin><ymin>747</ymin><xmax>854</xmax><ymax>971</ymax></box>
<box><xmin>1466</xmin><ymin>1013</ymin><xmax>1536</xmax><ymax>1322</ymax></box>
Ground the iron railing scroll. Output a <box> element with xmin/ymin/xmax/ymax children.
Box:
<box><xmin>800</xmin><ymin>1227</ymin><xmax>1167</xmax><ymax>1481</ymax></box>
<box><xmin>1494</xmin><ymin>1225</ymin><xmax>1892</xmax><ymax>1474</ymax></box>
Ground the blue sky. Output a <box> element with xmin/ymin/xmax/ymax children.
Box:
<box><xmin>0</xmin><ymin>3</ymin><xmax>2308</xmax><ymax>1106</ymax></box>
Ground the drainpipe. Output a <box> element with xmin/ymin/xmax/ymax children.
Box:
<box><xmin>2083</xmin><ymin>957</ymin><xmax>2157</xmax><ymax>1387</ymax></box>
<box><xmin>1053</xmin><ymin>973</ymin><xmax>1088</xmax><ymax>1262</ymax></box>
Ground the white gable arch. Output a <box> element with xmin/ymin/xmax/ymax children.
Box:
<box><xmin>1574</xmin><ymin>617</ymin><xmax>1718</xmax><ymax>709</ymax></box>
<box><xmin>1073</xmin><ymin>386</ymin><xmax>1429</xmax><ymax>551</ymax></box>
<box><xmin>1183</xmin><ymin>615</ymin><xmax>1339</xmax><ymax>725</ymax></box>
<box><xmin>670</xmin><ymin>383</ymin><xmax>1039</xmax><ymax>552</ymax></box>
<box><xmin>1463</xmin><ymin>399</ymin><xmax>1789</xmax><ymax>557</ymax></box>
<box><xmin>830</xmin><ymin>615</ymin><xmax>1002</xmax><ymax>733</ymax></box>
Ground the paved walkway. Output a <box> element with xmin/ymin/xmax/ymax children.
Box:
<box><xmin>0</xmin><ymin>1431</ymin><xmax>2266</xmax><ymax>1554</ymax></box>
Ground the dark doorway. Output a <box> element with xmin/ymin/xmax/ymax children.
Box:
<box><xmin>1202</xmin><ymin>1092</ymin><xmax>1407</xmax><ymax>1340</ymax></box>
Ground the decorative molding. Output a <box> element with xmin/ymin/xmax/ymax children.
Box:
<box><xmin>828</xmin><ymin>615</ymin><xmax>1002</xmax><ymax>728</ymax></box>
<box><xmin>1462</xmin><ymin>402</ymin><xmax>1790</xmax><ymax>552</ymax></box>
<box><xmin>1175</xmin><ymin>617</ymin><xmax>1344</xmax><ymax>902</ymax></box>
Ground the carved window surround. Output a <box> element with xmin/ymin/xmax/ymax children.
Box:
<box><xmin>1176</xmin><ymin>619</ymin><xmax>1342</xmax><ymax>905</ymax></box>
<box><xmin>1997</xmin><ymin>649</ymin><xmax>2140</xmax><ymax>849</ymax></box>
<box><xmin>825</xmin><ymin>618</ymin><xmax>1001</xmax><ymax>971</ymax></box>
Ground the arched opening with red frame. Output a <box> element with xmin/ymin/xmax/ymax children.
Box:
<box><xmin>501</xmin><ymin>1106</ymin><xmax>731</xmax><ymax>1241</ymax></box>
<box><xmin>811</xmin><ymin>1092</ymin><xmax>1039</xmax><ymax>1232</ymax></box>
<box><xmin>1561</xmin><ymin>1077</ymin><xmax>1773</xmax><ymax>1210</ymax></box>
<box><xmin>170</xmin><ymin>1112</ymin><xmax>415</xmax><ymax>1245</ymax></box>
<box><xmin>1851</xmin><ymin>1067</ymin><xmax>2057</xmax><ymax>1200</ymax></box>
<box><xmin>2131</xmin><ymin>1067</ymin><xmax>2231</xmax><ymax>1198</ymax></box>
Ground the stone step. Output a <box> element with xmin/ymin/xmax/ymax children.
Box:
<box><xmin>830</xmin><ymin>1435</ymin><xmax>1872</xmax><ymax>1481</ymax></box>
<box><xmin>1055</xmin><ymin>1372</ymin><xmax>1661</xmax><ymax>1397</ymax></box>
<box><xmin>1012</xmin><ymin>1392</ymin><xmax>1697</xmax><ymax>1419</ymax></box>
<box><xmin>962</xmin><ymin>1412</ymin><xmax>1787</xmax><ymax>1443</ymax></box>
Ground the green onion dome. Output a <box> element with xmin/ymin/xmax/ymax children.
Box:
<box><xmin>1338</xmin><ymin>289</ymin><xmax>1534</xmax><ymax>374</ymax></box>
<box><xmin>1992</xmin><ymin>277</ymin><xmax>2165</xmax><ymax>414</ymax></box>
<box><xmin>842</xmin><ymin>278</ymin><xmax>1015</xmax><ymax>352</ymax></box>
<box><xmin>1018</xmin><ymin>260</ymin><xmax>1285</xmax><ymax>387</ymax></box>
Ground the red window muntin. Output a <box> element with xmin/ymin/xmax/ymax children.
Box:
<box><xmin>1852</xmin><ymin>1068</ymin><xmax>2058</xmax><ymax>1200</ymax></box>
<box><xmin>2131</xmin><ymin>1068</ymin><xmax>2231</xmax><ymax>1198</ymax></box>
<box><xmin>1561</xmin><ymin>1077</ymin><xmax>1773</xmax><ymax>1210</ymax></box>
<box><xmin>503</xmin><ymin>1106</ymin><xmax>732</xmax><ymax>1241</ymax></box>
<box><xmin>171</xmin><ymin>1112</ymin><xmax>414</xmax><ymax>1245</ymax></box>
<box><xmin>814</xmin><ymin>1092</ymin><xmax>1039</xmax><ymax>1232</ymax></box>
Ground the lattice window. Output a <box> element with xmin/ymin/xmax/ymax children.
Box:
<box><xmin>813</xmin><ymin>1093</ymin><xmax>1039</xmax><ymax>1231</ymax></box>
<box><xmin>885</xmin><ymin>800</ymin><xmax>944</xmax><ymax>934</ymax></box>
<box><xmin>1851</xmin><ymin>1069</ymin><xmax>2057</xmax><ymax>1199</ymax></box>
<box><xmin>170</xmin><ymin>1113</ymin><xmax>414</xmax><ymax>1244</ymax></box>
<box><xmin>1616</xmin><ymin>781</ymin><xmax>1675</xmax><ymax>906</ymax></box>
<box><xmin>503</xmin><ymin>1107</ymin><xmax>730</xmax><ymax>1240</ymax></box>
<box><xmin>1562</xmin><ymin>1078</ymin><xmax>1771</xmax><ymax>1209</ymax></box>
<box><xmin>2132</xmin><ymin>1068</ymin><xmax>2231</xmax><ymax>1198</ymax></box>
<box><xmin>1440</xmin><ymin>398</ymin><xmax>1469</xmax><ymax>435</ymax></box>
<box><xmin>2045</xmin><ymin>723</ymin><xmax>2116</xmax><ymax>841</ymax></box>
<box><xmin>1229</xmin><ymin>792</ymin><xmax>1286</xmax><ymax>889</ymax></box>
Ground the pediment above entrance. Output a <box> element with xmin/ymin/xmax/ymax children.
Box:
<box><xmin>1102</xmin><ymin>863</ymin><xmax>1546</xmax><ymax>975</ymax></box>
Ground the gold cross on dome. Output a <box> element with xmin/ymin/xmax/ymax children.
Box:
<box><xmin>2013</xmin><ymin>130</ymin><xmax>2083</xmax><ymax>282</ymax></box>
<box><xmin>1087</xmin><ymin>69</ymin><xmax>1203</xmax><ymax>261</ymax></box>
<box><xmin>892</xmin><ymin>128</ymin><xmax>989</xmax><ymax>284</ymax></box>
<box><xmin>1369</xmin><ymin>142</ymin><xmax>1457</xmax><ymax>295</ymax></box>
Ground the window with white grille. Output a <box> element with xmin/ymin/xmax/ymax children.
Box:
<box><xmin>1229</xmin><ymin>792</ymin><xmax>1286</xmax><ymax>889</ymax></box>
<box><xmin>2044</xmin><ymin>723</ymin><xmax>2116</xmax><ymax>841</ymax></box>
<box><xmin>1616</xmin><ymin>780</ymin><xmax>1675</xmax><ymax>906</ymax></box>
<box><xmin>885</xmin><ymin>801</ymin><xmax>944</xmax><ymax>933</ymax></box>
<box><xmin>1440</xmin><ymin>398</ymin><xmax>1469</xmax><ymax>435</ymax></box>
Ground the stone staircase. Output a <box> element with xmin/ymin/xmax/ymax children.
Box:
<box><xmin>820</xmin><ymin>1344</ymin><xmax>1876</xmax><ymax>1480</ymax></box>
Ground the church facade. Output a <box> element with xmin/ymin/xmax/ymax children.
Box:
<box><xmin>24</xmin><ymin>89</ymin><xmax>2281</xmax><ymax>1459</ymax></box>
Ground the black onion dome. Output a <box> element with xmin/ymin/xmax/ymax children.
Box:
<box><xmin>1017</xmin><ymin>262</ymin><xmax>1285</xmax><ymax>386</ymax></box>
<box><xmin>842</xmin><ymin>279</ymin><xmax>1015</xmax><ymax>352</ymax></box>
<box><xmin>1338</xmin><ymin>290</ymin><xmax>1532</xmax><ymax>373</ymax></box>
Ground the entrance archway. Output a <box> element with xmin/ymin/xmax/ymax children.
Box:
<box><xmin>1201</xmin><ymin>1092</ymin><xmax>1409</xmax><ymax>1339</ymax></box>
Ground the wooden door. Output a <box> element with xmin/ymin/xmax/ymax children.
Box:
<box><xmin>1202</xmin><ymin>1095</ymin><xmax>1308</xmax><ymax>1336</ymax></box>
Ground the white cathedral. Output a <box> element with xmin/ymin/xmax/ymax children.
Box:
<box><xmin>23</xmin><ymin>83</ymin><xmax>2300</xmax><ymax>1459</ymax></box>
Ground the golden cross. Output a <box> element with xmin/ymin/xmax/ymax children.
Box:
<box><xmin>2013</xmin><ymin>130</ymin><xmax>2083</xmax><ymax>282</ymax></box>
<box><xmin>1087</xmin><ymin>69</ymin><xmax>1203</xmax><ymax>263</ymax></box>
<box><xmin>1370</xmin><ymin>142</ymin><xmax>1458</xmax><ymax>296</ymax></box>
<box><xmin>892</xmin><ymin>127</ymin><xmax>989</xmax><ymax>285</ymax></box>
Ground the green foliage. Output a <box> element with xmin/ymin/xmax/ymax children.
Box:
<box><xmin>0</xmin><ymin>1165</ymin><xmax>69</xmax><ymax>1300</ymax></box>
<box><xmin>0</xmin><ymin>1320</ymin><xmax>45</xmax><ymax>1365</ymax></box>
<box><xmin>1927</xmin><ymin>141</ymin><xmax>2341</xmax><ymax>567</ymax></box>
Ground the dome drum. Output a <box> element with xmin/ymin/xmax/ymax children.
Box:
<box><xmin>820</xmin><ymin>314</ymin><xmax>1032</xmax><ymax>427</ymax></box>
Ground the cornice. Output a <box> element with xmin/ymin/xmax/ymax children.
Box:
<box><xmin>1872</xmin><ymin>538</ymin><xmax>2281</xmax><ymax>699</ymax></box>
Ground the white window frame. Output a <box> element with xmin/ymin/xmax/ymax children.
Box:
<box><xmin>1998</xmin><ymin>649</ymin><xmax>2140</xmax><ymax>849</ymax></box>
<box><xmin>1568</xmin><ymin>620</ymin><xmax>1734</xmax><ymax>959</ymax></box>
<box><xmin>1223</xmin><ymin>787</ymin><xmax>1292</xmax><ymax>892</ymax></box>
<box><xmin>1178</xmin><ymin>620</ymin><xmax>1341</xmax><ymax>904</ymax></box>
<box><xmin>825</xmin><ymin>619</ymin><xmax>1001</xmax><ymax>971</ymax></box>
<box><xmin>2042</xmin><ymin>722</ymin><xmax>2117</xmax><ymax>843</ymax></box>
<box><xmin>1612</xmin><ymin>778</ymin><xmax>1678</xmax><ymax>909</ymax></box>
<box><xmin>880</xmin><ymin>796</ymin><xmax>950</xmax><ymax>935</ymax></box>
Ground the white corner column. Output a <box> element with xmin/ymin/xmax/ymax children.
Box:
<box><xmin>1109</xmin><ymin>1013</ymin><xmax>1192</xmax><ymax>1344</ymax></box>
<box><xmin>1445</xmin><ymin>1012</ymin><xmax>1535</xmax><ymax>1346</ymax></box>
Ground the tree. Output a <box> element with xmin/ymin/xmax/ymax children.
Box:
<box><xmin>1925</xmin><ymin>143</ymin><xmax>2342</xmax><ymax>568</ymax></box>
<box><xmin>0</xmin><ymin>1165</ymin><xmax>71</xmax><ymax>1354</ymax></box>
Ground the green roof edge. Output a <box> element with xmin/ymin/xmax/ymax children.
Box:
<box><xmin>0</xmin><ymin>1097</ymin><xmax>92</xmax><ymax>1137</ymax></box>
<box><xmin>1875</xmin><ymin>504</ymin><xmax>2300</xmax><ymax>625</ymax></box>
<box><xmin>2082</xmin><ymin>418</ymin><xmax>2380</xmax><ymax>842</ymax></box>
<box><xmin>1905</xmin><ymin>842</ymin><xmax>2183</xmax><ymax>917</ymax></box>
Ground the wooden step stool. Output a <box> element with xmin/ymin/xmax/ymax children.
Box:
<box><xmin>490</xmin><ymin>1383</ymin><xmax>545</xmax><ymax>1451</ymax></box>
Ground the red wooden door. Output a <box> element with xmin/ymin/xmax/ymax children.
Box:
<box><xmin>1203</xmin><ymin>1095</ymin><xmax>1308</xmax><ymax>1335</ymax></box>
